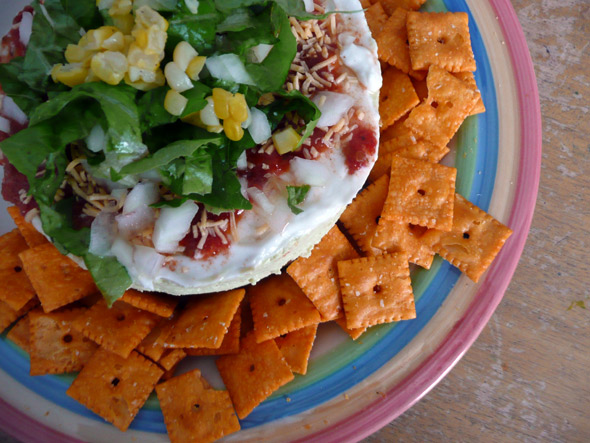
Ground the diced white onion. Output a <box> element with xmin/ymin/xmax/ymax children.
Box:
<box><xmin>247</xmin><ymin>187</ymin><xmax>274</xmax><ymax>214</ymax></box>
<box><xmin>89</xmin><ymin>212</ymin><xmax>117</xmax><ymax>256</ymax></box>
<box><xmin>173</xmin><ymin>41</ymin><xmax>198</xmax><ymax>72</ymax></box>
<box><xmin>312</xmin><ymin>91</ymin><xmax>355</xmax><ymax>128</ymax></box>
<box><xmin>248</xmin><ymin>107</ymin><xmax>271</xmax><ymax>144</ymax></box>
<box><xmin>290</xmin><ymin>157</ymin><xmax>329</xmax><ymax>187</ymax></box>
<box><xmin>205</xmin><ymin>54</ymin><xmax>255</xmax><ymax>86</ymax></box>
<box><xmin>2</xmin><ymin>96</ymin><xmax>28</xmax><ymax>125</ymax></box>
<box><xmin>184</xmin><ymin>0</ymin><xmax>199</xmax><ymax>14</ymax></box>
<box><xmin>133</xmin><ymin>0</ymin><xmax>177</xmax><ymax>10</ymax></box>
<box><xmin>303</xmin><ymin>0</ymin><xmax>315</xmax><ymax>13</ymax></box>
<box><xmin>200</xmin><ymin>97</ymin><xmax>220</xmax><ymax>127</ymax></box>
<box><xmin>236</xmin><ymin>151</ymin><xmax>247</xmax><ymax>170</ymax></box>
<box><xmin>0</xmin><ymin>116</ymin><xmax>10</xmax><ymax>134</ymax></box>
<box><xmin>339</xmin><ymin>42</ymin><xmax>382</xmax><ymax>93</ymax></box>
<box><xmin>85</xmin><ymin>125</ymin><xmax>106</xmax><ymax>153</ymax></box>
<box><xmin>152</xmin><ymin>201</ymin><xmax>199</xmax><ymax>253</ymax></box>
<box><xmin>19</xmin><ymin>12</ymin><xmax>33</xmax><ymax>46</ymax></box>
<box><xmin>164</xmin><ymin>62</ymin><xmax>193</xmax><ymax>92</ymax></box>
<box><xmin>116</xmin><ymin>205</ymin><xmax>155</xmax><ymax>239</ymax></box>
<box><xmin>97</xmin><ymin>0</ymin><xmax>115</xmax><ymax>10</ymax></box>
<box><xmin>247</xmin><ymin>44</ymin><xmax>273</xmax><ymax>64</ymax></box>
<box><xmin>123</xmin><ymin>182</ymin><xmax>159</xmax><ymax>214</ymax></box>
<box><xmin>110</xmin><ymin>237</ymin><xmax>135</xmax><ymax>271</ymax></box>
<box><xmin>133</xmin><ymin>245</ymin><xmax>165</xmax><ymax>281</ymax></box>
<box><xmin>241</xmin><ymin>106</ymin><xmax>252</xmax><ymax>129</ymax></box>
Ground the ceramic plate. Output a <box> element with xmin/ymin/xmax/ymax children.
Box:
<box><xmin>0</xmin><ymin>0</ymin><xmax>541</xmax><ymax>441</ymax></box>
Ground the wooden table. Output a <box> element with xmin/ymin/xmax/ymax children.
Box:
<box><xmin>367</xmin><ymin>1</ymin><xmax>590</xmax><ymax>441</ymax></box>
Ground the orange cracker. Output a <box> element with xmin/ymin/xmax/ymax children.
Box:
<box><xmin>275</xmin><ymin>324</ymin><xmax>318</xmax><ymax>375</ymax></box>
<box><xmin>0</xmin><ymin>230</ymin><xmax>36</xmax><ymax>311</ymax></box>
<box><xmin>376</xmin><ymin>8</ymin><xmax>411</xmax><ymax>73</ymax></box>
<box><xmin>365</xmin><ymin>2</ymin><xmax>388</xmax><ymax>37</ymax></box>
<box><xmin>137</xmin><ymin>315</ymin><xmax>177</xmax><ymax>361</ymax></box>
<box><xmin>121</xmin><ymin>289</ymin><xmax>178</xmax><ymax>318</ymax></box>
<box><xmin>454</xmin><ymin>71</ymin><xmax>485</xmax><ymax>115</ymax></box>
<box><xmin>422</xmin><ymin>194</ymin><xmax>513</xmax><ymax>282</ymax></box>
<box><xmin>0</xmin><ymin>297</ymin><xmax>38</xmax><ymax>333</ymax></box>
<box><xmin>373</xmin><ymin>218</ymin><xmax>435</xmax><ymax>269</ymax></box>
<box><xmin>156</xmin><ymin>369</ymin><xmax>240</xmax><ymax>443</ymax></box>
<box><xmin>165</xmin><ymin>288</ymin><xmax>245</xmax><ymax>349</ymax></box>
<box><xmin>67</xmin><ymin>349</ymin><xmax>163</xmax><ymax>431</ymax></box>
<box><xmin>19</xmin><ymin>243</ymin><xmax>97</xmax><ymax>312</ymax></box>
<box><xmin>7</xmin><ymin>206</ymin><xmax>48</xmax><ymax>248</ymax></box>
<box><xmin>335</xmin><ymin>317</ymin><xmax>367</xmax><ymax>340</ymax></box>
<box><xmin>379</xmin><ymin>118</ymin><xmax>450</xmax><ymax>164</ymax></box>
<box><xmin>216</xmin><ymin>332</ymin><xmax>294</xmax><ymax>419</ymax></box>
<box><xmin>380</xmin><ymin>0</ymin><xmax>427</xmax><ymax>14</ymax></box>
<box><xmin>250</xmin><ymin>273</ymin><xmax>321</xmax><ymax>343</ymax></box>
<box><xmin>338</xmin><ymin>254</ymin><xmax>415</xmax><ymax>329</ymax></box>
<box><xmin>380</xmin><ymin>66</ymin><xmax>420</xmax><ymax>129</ymax></box>
<box><xmin>186</xmin><ymin>306</ymin><xmax>241</xmax><ymax>356</ymax></box>
<box><xmin>369</xmin><ymin>151</ymin><xmax>394</xmax><ymax>183</ymax></box>
<box><xmin>6</xmin><ymin>314</ymin><xmax>31</xmax><ymax>353</ymax></box>
<box><xmin>29</xmin><ymin>308</ymin><xmax>98</xmax><ymax>376</ymax></box>
<box><xmin>404</xmin><ymin>65</ymin><xmax>479</xmax><ymax>147</ymax></box>
<box><xmin>72</xmin><ymin>299</ymin><xmax>160</xmax><ymax>358</ymax></box>
<box><xmin>287</xmin><ymin>225</ymin><xmax>358</xmax><ymax>321</ymax></box>
<box><xmin>382</xmin><ymin>156</ymin><xmax>456</xmax><ymax>231</ymax></box>
<box><xmin>340</xmin><ymin>174</ymin><xmax>389</xmax><ymax>256</ymax></box>
<box><xmin>407</xmin><ymin>11</ymin><xmax>476</xmax><ymax>72</ymax></box>
<box><xmin>158</xmin><ymin>349</ymin><xmax>187</xmax><ymax>372</ymax></box>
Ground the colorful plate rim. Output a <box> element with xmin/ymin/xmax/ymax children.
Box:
<box><xmin>0</xmin><ymin>0</ymin><xmax>541</xmax><ymax>441</ymax></box>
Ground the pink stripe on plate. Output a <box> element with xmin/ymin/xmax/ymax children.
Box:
<box><xmin>305</xmin><ymin>0</ymin><xmax>542</xmax><ymax>441</ymax></box>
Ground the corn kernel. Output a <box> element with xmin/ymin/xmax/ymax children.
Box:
<box><xmin>124</xmin><ymin>69</ymin><xmax>165</xmax><ymax>91</ymax></box>
<box><xmin>200</xmin><ymin>97</ymin><xmax>220</xmax><ymax>127</ymax></box>
<box><xmin>164</xmin><ymin>62</ymin><xmax>193</xmax><ymax>92</ymax></box>
<box><xmin>229</xmin><ymin>93</ymin><xmax>249</xmax><ymax>123</ymax></box>
<box><xmin>132</xmin><ymin>26</ymin><xmax>167</xmax><ymax>55</ymax></box>
<box><xmin>109</xmin><ymin>0</ymin><xmax>132</xmax><ymax>16</ymax></box>
<box><xmin>273</xmin><ymin>127</ymin><xmax>302</xmax><ymax>154</ymax></box>
<box><xmin>135</xmin><ymin>6</ymin><xmax>169</xmax><ymax>31</ymax></box>
<box><xmin>127</xmin><ymin>43</ymin><xmax>160</xmax><ymax>70</ymax></box>
<box><xmin>80</xmin><ymin>26</ymin><xmax>117</xmax><ymax>50</ymax></box>
<box><xmin>212</xmin><ymin>88</ymin><xmax>232</xmax><ymax>120</ymax></box>
<box><xmin>51</xmin><ymin>63</ymin><xmax>89</xmax><ymax>88</ymax></box>
<box><xmin>181</xmin><ymin>112</ymin><xmax>205</xmax><ymax>128</ymax></box>
<box><xmin>164</xmin><ymin>90</ymin><xmax>188</xmax><ymax>116</ymax></box>
<box><xmin>173</xmin><ymin>42</ymin><xmax>198</xmax><ymax>72</ymax></box>
<box><xmin>90</xmin><ymin>51</ymin><xmax>128</xmax><ymax>85</ymax></box>
<box><xmin>65</xmin><ymin>44</ymin><xmax>95</xmax><ymax>66</ymax></box>
<box><xmin>207</xmin><ymin>125</ymin><xmax>224</xmax><ymax>134</ymax></box>
<box><xmin>186</xmin><ymin>56</ymin><xmax>206</xmax><ymax>81</ymax></box>
<box><xmin>112</xmin><ymin>14</ymin><xmax>134</xmax><ymax>35</ymax></box>
<box><xmin>223</xmin><ymin>118</ymin><xmax>244</xmax><ymax>141</ymax></box>
<box><xmin>101</xmin><ymin>31</ymin><xmax>125</xmax><ymax>52</ymax></box>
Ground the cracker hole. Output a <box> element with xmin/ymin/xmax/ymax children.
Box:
<box><xmin>278</xmin><ymin>298</ymin><xmax>286</xmax><ymax>307</ymax></box>
<box><xmin>431</xmin><ymin>101</ymin><xmax>439</xmax><ymax>109</ymax></box>
<box><xmin>375</xmin><ymin>215</ymin><xmax>381</xmax><ymax>225</ymax></box>
<box><xmin>111</xmin><ymin>377</ymin><xmax>120</xmax><ymax>387</ymax></box>
<box><xmin>249</xmin><ymin>364</ymin><xmax>255</xmax><ymax>372</ymax></box>
<box><xmin>463</xmin><ymin>232</ymin><xmax>470</xmax><ymax>239</ymax></box>
<box><xmin>437</xmin><ymin>37</ymin><xmax>446</xmax><ymax>44</ymax></box>
<box><xmin>13</xmin><ymin>266</ymin><xmax>22</xmax><ymax>273</ymax></box>
<box><xmin>116</xmin><ymin>314</ymin><xmax>126</xmax><ymax>322</ymax></box>
<box><xmin>62</xmin><ymin>334</ymin><xmax>73</xmax><ymax>344</ymax></box>
<box><xmin>193</xmin><ymin>404</ymin><xmax>200</xmax><ymax>410</ymax></box>
<box><xmin>373</xmin><ymin>285</ymin><xmax>382</xmax><ymax>294</ymax></box>
<box><xmin>445</xmin><ymin>101</ymin><xmax>454</xmax><ymax>109</ymax></box>
<box><xmin>417</xmin><ymin>189</ymin><xmax>426</xmax><ymax>196</ymax></box>
<box><xmin>203</xmin><ymin>315</ymin><xmax>209</xmax><ymax>322</ymax></box>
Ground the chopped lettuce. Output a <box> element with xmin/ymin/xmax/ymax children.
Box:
<box><xmin>286</xmin><ymin>185</ymin><xmax>310</xmax><ymax>214</ymax></box>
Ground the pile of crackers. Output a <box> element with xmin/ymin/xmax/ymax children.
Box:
<box><xmin>0</xmin><ymin>3</ymin><xmax>513</xmax><ymax>442</ymax></box>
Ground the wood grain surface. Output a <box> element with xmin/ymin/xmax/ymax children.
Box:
<box><xmin>0</xmin><ymin>1</ymin><xmax>587</xmax><ymax>443</ymax></box>
<box><xmin>366</xmin><ymin>1</ymin><xmax>590</xmax><ymax>441</ymax></box>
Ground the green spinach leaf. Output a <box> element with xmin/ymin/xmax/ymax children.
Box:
<box><xmin>286</xmin><ymin>184</ymin><xmax>310</xmax><ymax>214</ymax></box>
